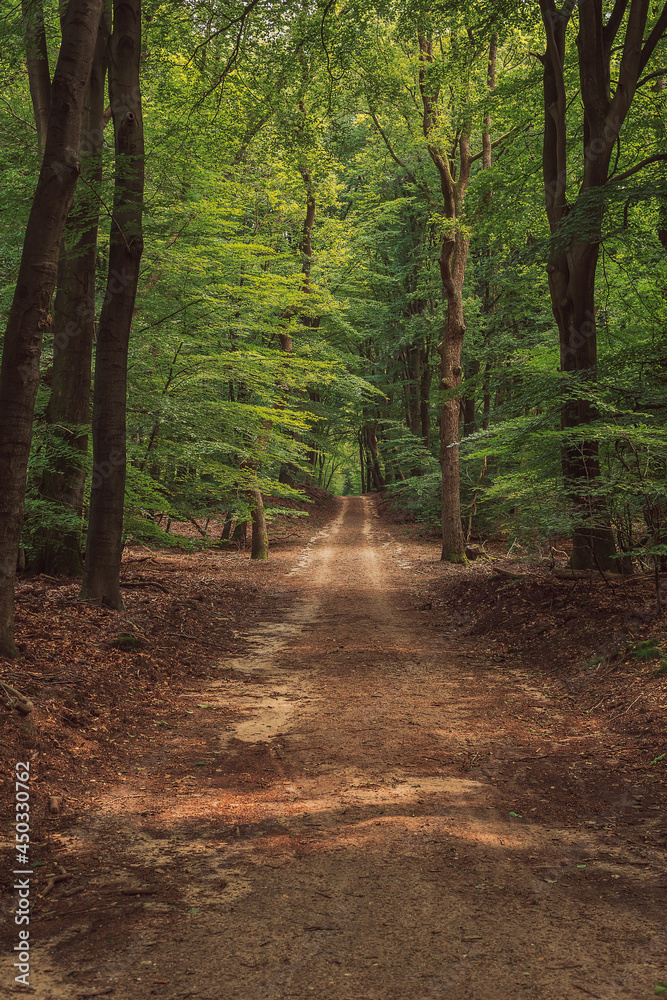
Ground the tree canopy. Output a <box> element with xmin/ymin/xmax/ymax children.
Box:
<box><xmin>0</xmin><ymin>0</ymin><xmax>665</xmax><ymax>650</ymax></box>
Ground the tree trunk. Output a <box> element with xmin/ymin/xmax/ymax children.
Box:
<box><xmin>81</xmin><ymin>0</ymin><xmax>144</xmax><ymax>607</ymax></box>
<box><xmin>22</xmin><ymin>0</ymin><xmax>51</xmax><ymax>154</ymax></box>
<box><xmin>538</xmin><ymin>0</ymin><xmax>667</xmax><ymax>568</ymax></box>
<box><xmin>420</xmin><ymin>342</ymin><xmax>431</xmax><ymax>447</ymax></box>
<box><xmin>438</xmin><ymin>230</ymin><xmax>470</xmax><ymax>562</ymax></box>
<box><xmin>359</xmin><ymin>435</ymin><xmax>366</xmax><ymax>494</ymax></box>
<box><xmin>408</xmin><ymin>345</ymin><xmax>422</xmax><ymax>438</ymax></box>
<box><xmin>34</xmin><ymin>16</ymin><xmax>108</xmax><ymax>576</ymax></box>
<box><xmin>250</xmin><ymin>486</ymin><xmax>268</xmax><ymax>559</ymax></box>
<box><xmin>232</xmin><ymin>520</ymin><xmax>247</xmax><ymax>546</ymax></box>
<box><xmin>549</xmin><ymin>242</ymin><xmax>617</xmax><ymax>570</ymax></box>
<box><xmin>221</xmin><ymin>512</ymin><xmax>233</xmax><ymax>541</ymax></box>
<box><xmin>0</xmin><ymin>0</ymin><xmax>103</xmax><ymax>656</ymax></box>
<box><xmin>366</xmin><ymin>425</ymin><xmax>385</xmax><ymax>490</ymax></box>
<box><xmin>417</xmin><ymin>30</ymin><xmax>484</xmax><ymax>564</ymax></box>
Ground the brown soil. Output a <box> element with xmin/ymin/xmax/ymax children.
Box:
<box><xmin>1</xmin><ymin>495</ymin><xmax>666</xmax><ymax>999</ymax></box>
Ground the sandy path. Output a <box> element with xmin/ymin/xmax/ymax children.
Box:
<box><xmin>10</xmin><ymin>496</ymin><xmax>665</xmax><ymax>999</ymax></box>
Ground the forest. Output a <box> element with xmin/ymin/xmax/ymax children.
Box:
<box><xmin>0</xmin><ymin>0</ymin><xmax>665</xmax><ymax>658</ymax></box>
<box><xmin>0</xmin><ymin>2</ymin><xmax>667</xmax><ymax>996</ymax></box>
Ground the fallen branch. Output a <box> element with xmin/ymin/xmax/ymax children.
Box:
<box><xmin>0</xmin><ymin>680</ymin><xmax>33</xmax><ymax>714</ymax></box>
<box><xmin>492</xmin><ymin>567</ymin><xmax>527</xmax><ymax>580</ymax></box>
<box><xmin>608</xmin><ymin>694</ymin><xmax>643</xmax><ymax>721</ymax></box>
<box><xmin>120</xmin><ymin>580</ymin><xmax>169</xmax><ymax>593</ymax></box>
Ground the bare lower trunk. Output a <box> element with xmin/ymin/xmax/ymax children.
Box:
<box><xmin>420</xmin><ymin>344</ymin><xmax>431</xmax><ymax>447</ymax></box>
<box><xmin>0</xmin><ymin>0</ymin><xmax>102</xmax><ymax>656</ymax></box>
<box><xmin>439</xmin><ymin>231</ymin><xmax>469</xmax><ymax>563</ymax></box>
<box><xmin>366</xmin><ymin>425</ymin><xmax>384</xmax><ymax>490</ymax></box>
<box><xmin>359</xmin><ymin>436</ymin><xmax>366</xmax><ymax>494</ymax></box>
<box><xmin>34</xmin><ymin>18</ymin><xmax>108</xmax><ymax>576</ymax></box>
<box><xmin>548</xmin><ymin>242</ymin><xmax>616</xmax><ymax>571</ymax></box>
<box><xmin>250</xmin><ymin>487</ymin><xmax>269</xmax><ymax>560</ymax></box>
<box><xmin>80</xmin><ymin>0</ymin><xmax>144</xmax><ymax>607</ymax></box>
<box><xmin>535</xmin><ymin>1</ymin><xmax>663</xmax><ymax>573</ymax></box>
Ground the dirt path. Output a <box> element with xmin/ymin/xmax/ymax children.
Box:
<box><xmin>4</xmin><ymin>496</ymin><xmax>666</xmax><ymax>999</ymax></box>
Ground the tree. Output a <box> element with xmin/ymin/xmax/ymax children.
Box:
<box><xmin>0</xmin><ymin>0</ymin><xmax>103</xmax><ymax>656</ymax></box>
<box><xmin>363</xmin><ymin>15</ymin><xmax>500</xmax><ymax>559</ymax></box>
<box><xmin>538</xmin><ymin>0</ymin><xmax>667</xmax><ymax>570</ymax></box>
<box><xmin>34</xmin><ymin>11</ymin><xmax>109</xmax><ymax>575</ymax></box>
<box><xmin>80</xmin><ymin>0</ymin><xmax>144</xmax><ymax>607</ymax></box>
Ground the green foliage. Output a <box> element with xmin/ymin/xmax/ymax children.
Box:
<box><xmin>3</xmin><ymin>0</ymin><xmax>667</xmax><ymax>565</ymax></box>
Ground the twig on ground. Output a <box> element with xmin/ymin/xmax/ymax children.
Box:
<box><xmin>43</xmin><ymin>871</ymin><xmax>72</xmax><ymax>896</ymax></box>
<box><xmin>608</xmin><ymin>694</ymin><xmax>643</xmax><ymax>721</ymax></box>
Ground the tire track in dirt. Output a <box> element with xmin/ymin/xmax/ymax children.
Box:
<box><xmin>17</xmin><ymin>496</ymin><xmax>666</xmax><ymax>1000</ymax></box>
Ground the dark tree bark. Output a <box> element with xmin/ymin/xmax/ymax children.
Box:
<box><xmin>34</xmin><ymin>15</ymin><xmax>109</xmax><ymax>576</ymax></box>
<box><xmin>0</xmin><ymin>0</ymin><xmax>103</xmax><ymax>657</ymax></box>
<box><xmin>81</xmin><ymin>0</ymin><xmax>144</xmax><ymax>607</ymax></box>
<box><xmin>22</xmin><ymin>0</ymin><xmax>51</xmax><ymax>153</ymax></box>
<box><xmin>538</xmin><ymin>0</ymin><xmax>667</xmax><ymax>571</ymax></box>
<box><xmin>366</xmin><ymin>425</ymin><xmax>385</xmax><ymax>490</ymax></box>
<box><xmin>359</xmin><ymin>434</ymin><xmax>366</xmax><ymax>494</ymax></box>
<box><xmin>419</xmin><ymin>341</ymin><xmax>431</xmax><ymax>447</ymax></box>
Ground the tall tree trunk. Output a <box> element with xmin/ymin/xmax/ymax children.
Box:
<box><xmin>359</xmin><ymin>435</ymin><xmax>366</xmax><ymax>494</ymax></box>
<box><xmin>536</xmin><ymin>0</ymin><xmax>667</xmax><ymax>570</ymax></box>
<box><xmin>0</xmin><ymin>0</ymin><xmax>103</xmax><ymax>657</ymax></box>
<box><xmin>250</xmin><ymin>486</ymin><xmax>269</xmax><ymax>559</ymax></box>
<box><xmin>34</xmin><ymin>16</ymin><xmax>109</xmax><ymax>576</ymax></box>
<box><xmin>366</xmin><ymin>425</ymin><xmax>384</xmax><ymax>490</ymax></box>
<box><xmin>438</xmin><ymin>229</ymin><xmax>470</xmax><ymax>561</ymax></box>
<box><xmin>417</xmin><ymin>31</ymin><xmax>482</xmax><ymax>563</ymax></box>
<box><xmin>247</xmin><ymin>421</ymin><xmax>271</xmax><ymax>560</ymax></box>
<box><xmin>408</xmin><ymin>344</ymin><xmax>422</xmax><ymax>438</ymax></box>
<box><xmin>420</xmin><ymin>341</ymin><xmax>431</xmax><ymax>447</ymax></box>
<box><xmin>22</xmin><ymin>0</ymin><xmax>51</xmax><ymax>154</ymax></box>
<box><xmin>482</xmin><ymin>369</ymin><xmax>491</xmax><ymax>430</ymax></box>
<box><xmin>81</xmin><ymin>0</ymin><xmax>144</xmax><ymax>607</ymax></box>
<box><xmin>548</xmin><ymin>241</ymin><xmax>616</xmax><ymax>570</ymax></box>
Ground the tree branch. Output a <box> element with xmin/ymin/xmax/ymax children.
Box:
<box><xmin>468</xmin><ymin>123</ymin><xmax>526</xmax><ymax>164</ymax></box>
<box><xmin>608</xmin><ymin>151</ymin><xmax>667</xmax><ymax>183</ymax></box>
<box><xmin>637</xmin><ymin>66</ymin><xmax>667</xmax><ymax>87</ymax></box>
<box><xmin>367</xmin><ymin>109</ymin><xmax>433</xmax><ymax>203</ymax></box>
<box><xmin>603</xmin><ymin>0</ymin><xmax>630</xmax><ymax>51</ymax></box>
<box><xmin>639</xmin><ymin>5</ymin><xmax>667</xmax><ymax>75</ymax></box>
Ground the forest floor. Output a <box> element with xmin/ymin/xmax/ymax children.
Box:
<box><xmin>1</xmin><ymin>494</ymin><xmax>666</xmax><ymax>999</ymax></box>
